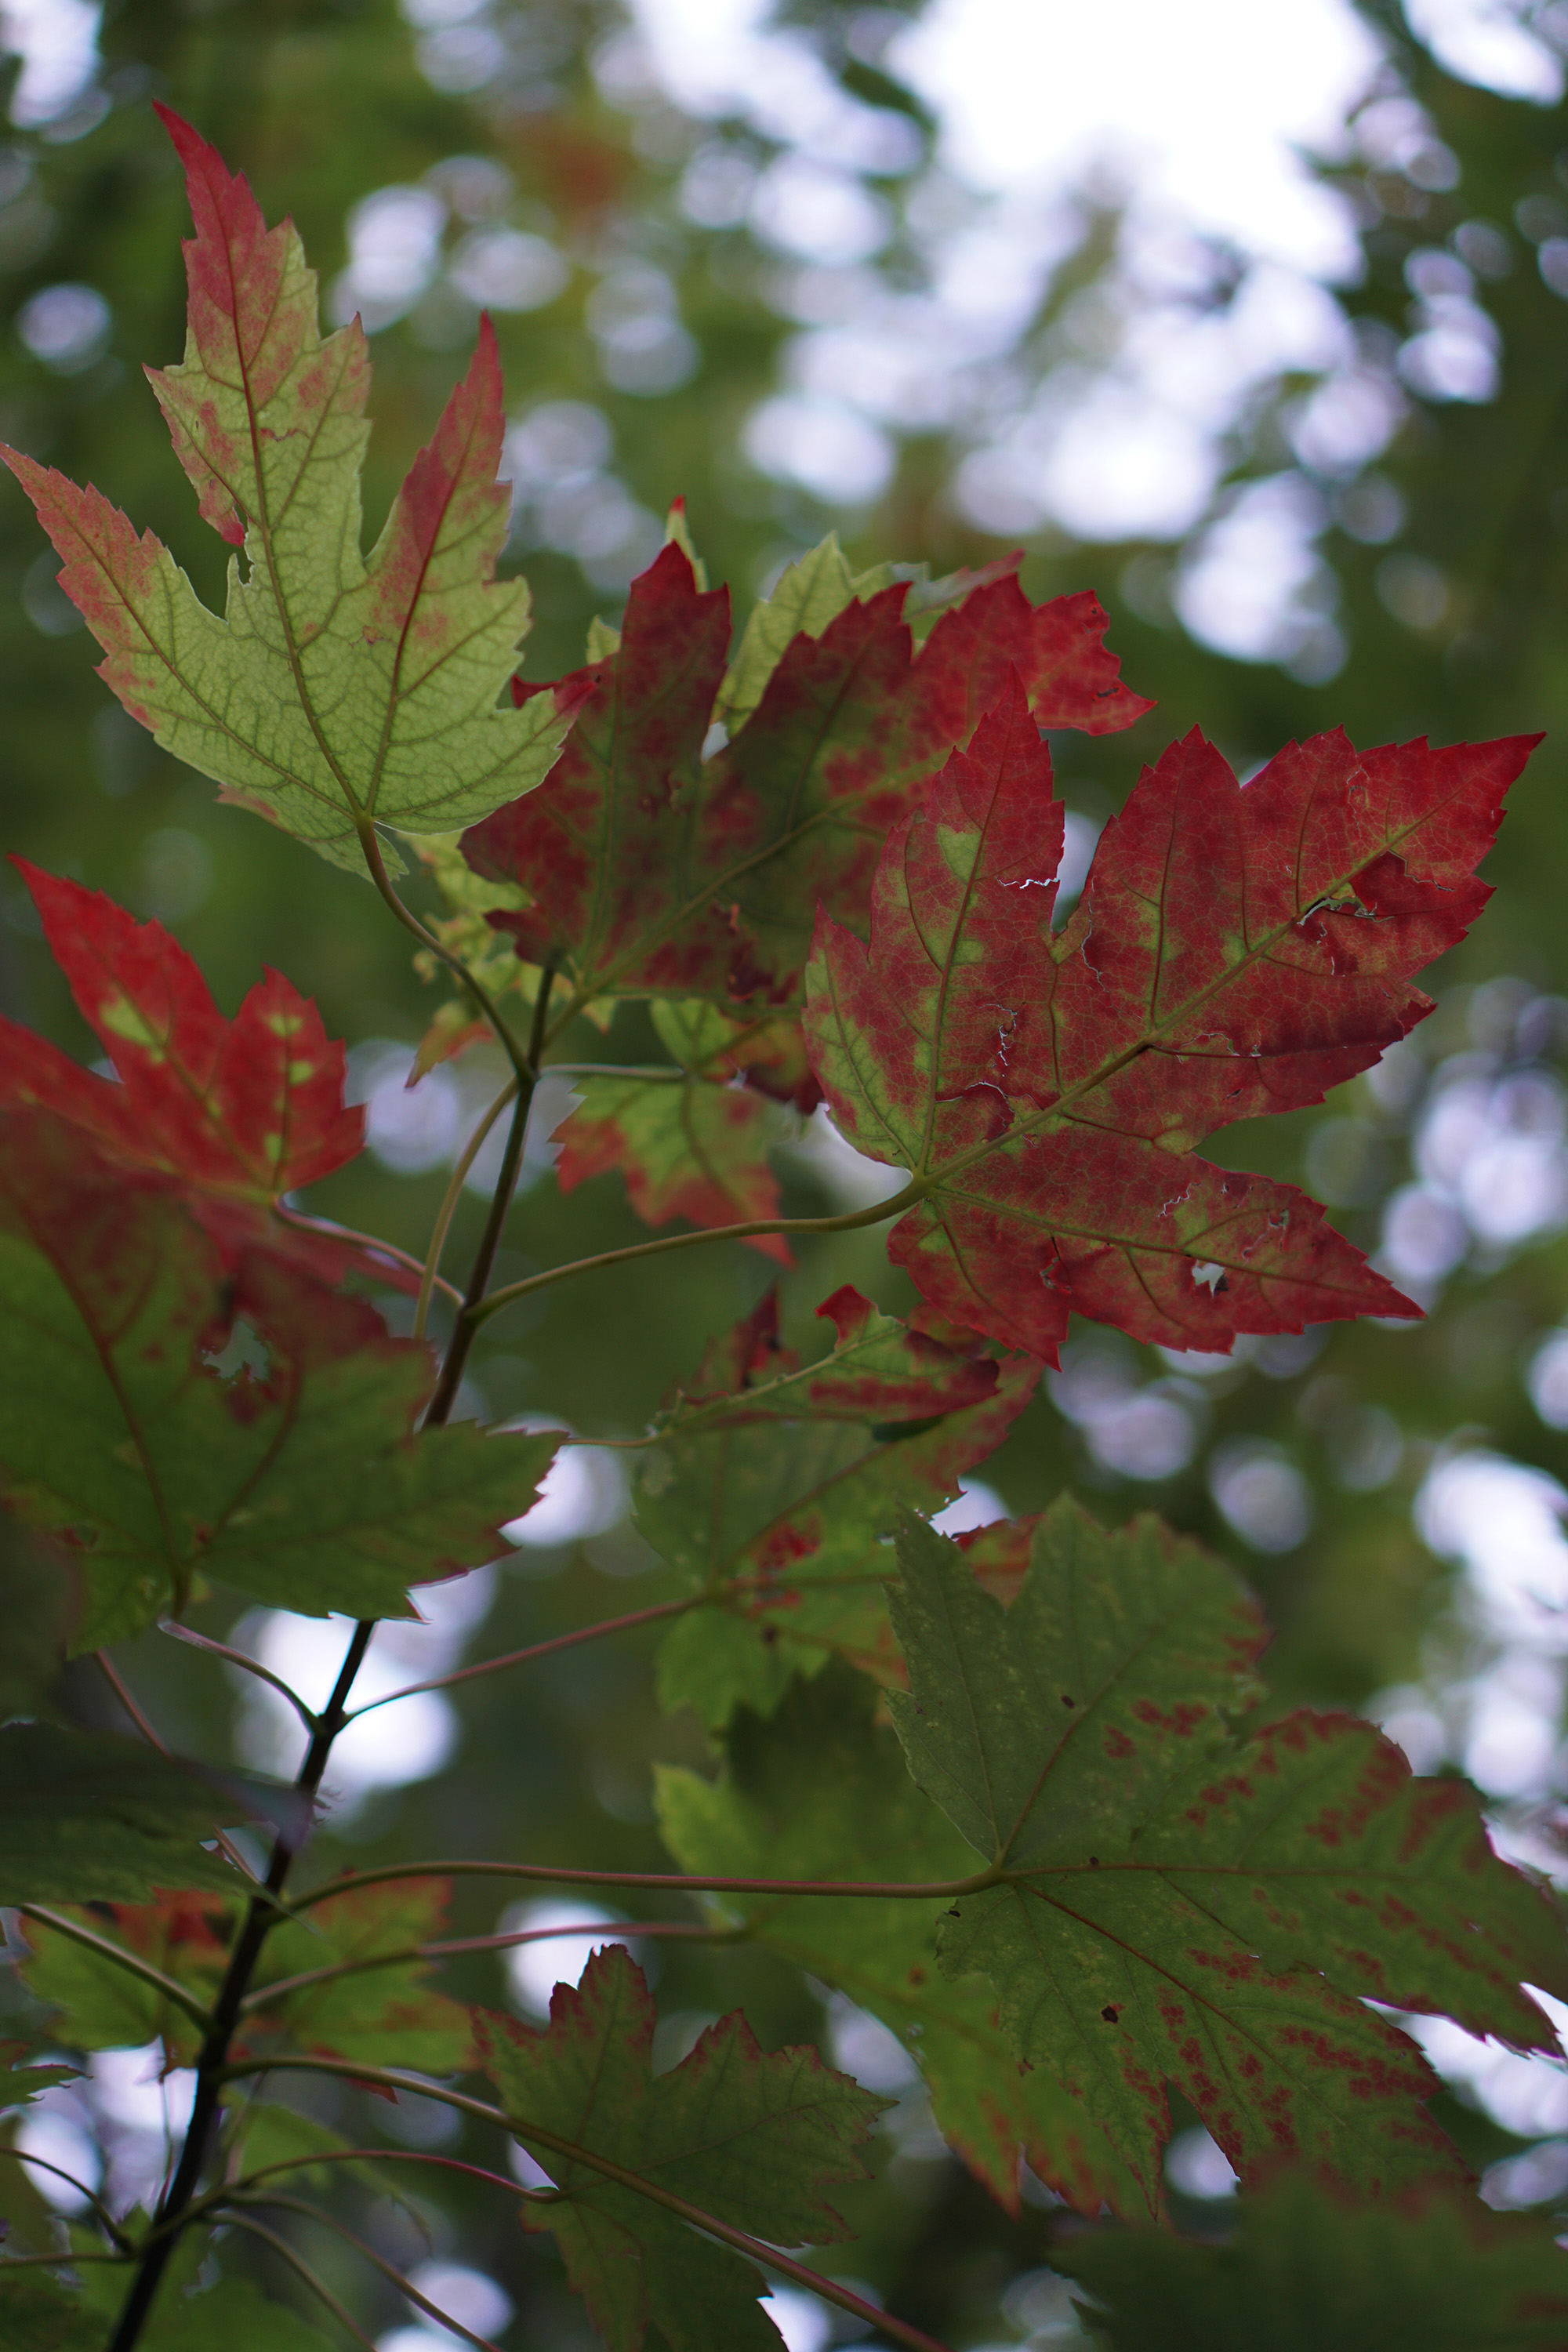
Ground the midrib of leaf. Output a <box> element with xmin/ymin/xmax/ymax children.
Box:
<box><xmin>913</xmin><ymin>758</ymin><xmax>1015</xmax><ymax>1172</ymax></box>
<box><xmin>903</xmin><ymin>782</ymin><xmax>1470</xmax><ymax>1214</ymax></box>
<box><xmin>1000</xmin><ymin>1875</ymin><xmax>1420</xmax><ymax>2166</ymax></box>
<box><xmin>994</xmin><ymin>1611</ymin><xmax>1173</xmax><ymax>1862</ymax></box>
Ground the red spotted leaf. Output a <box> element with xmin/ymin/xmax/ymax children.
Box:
<box><xmin>462</xmin><ymin>537</ymin><xmax>1152</xmax><ymax>1029</ymax></box>
<box><xmin>887</xmin><ymin>1501</ymin><xmax>1568</xmax><ymax>2207</ymax></box>
<box><xmin>806</xmin><ymin>674</ymin><xmax>1538</xmax><ymax>1359</ymax></box>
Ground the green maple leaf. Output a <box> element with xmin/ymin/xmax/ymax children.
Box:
<box><xmin>0</xmin><ymin>2275</ymin><xmax>102</xmax><ymax>2352</ymax></box>
<box><xmin>0</xmin><ymin>1111</ymin><xmax>557</xmax><ymax>1643</ymax></box>
<box><xmin>238</xmin><ymin>1876</ymin><xmax>474</xmax><ymax>2075</ymax></box>
<box><xmin>0</xmin><ymin>112</ymin><xmax>567</xmax><ymax>875</ymax></box>
<box><xmin>659</xmin><ymin>1663</ymin><xmax>1142</xmax><ymax>2218</ymax></box>
<box><xmin>475</xmin><ymin>1943</ymin><xmax>886</xmax><ymax>2352</ymax></box>
<box><xmin>886</xmin><ymin>1501</ymin><xmax>1568</xmax><ymax>2203</ymax></box>
<box><xmin>58</xmin><ymin>2269</ymin><xmax>336</xmax><ymax>2351</ymax></box>
<box><xmin>633</xmin><ymin>1286</ymin><xmax>1038</xmax><ymax>1726</ymax></box>
<box><xmin>0</xmin><ymin>1724</ymin><xmax>289</xmax><ymax>1905</ymax></box>
<box><xmin>1052</xmin><ymin>2169</ymin><xmax>1568</xmax><ymax>2350</ymax></box>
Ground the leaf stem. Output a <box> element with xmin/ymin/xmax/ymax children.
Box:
<box><xmin>414</xmin><ymin>1075</ymin><xmax>518</xmax><ymax>1342</ymax></box>
<box><xmin>217</xmin><ymin>2058</ymin><xmax>952</xmax><ymax>2352</ymax></box>
<box><xmin>356</xmin><ymin>819</ymin><xmax>531</xmax><ymax>1083</ymax></box>
<box><xmin>0</xmin><ymin>2146</ymin><xmax>134</xmax><ymax>2249</ymax></box>
<box><xmin>292</xmin><ymin>1858</ymin><xmax>1000</xmax><ymax>1911</ymax></box>
<box><xmin>343</xmin><ymin>1595</ymin><xmax>695</xmax><ymax>1719</ymax></box>
<box><xmin>272</xmin><ymin>1205</ymin><xmax>463</xmax><ymax>1305</ymax></box>
<box><xmin>225</xmin><ymin>2191</ymin><xmax>506</xmax><ymax>2351</ymax></box>
<box><xmin>468</xmin><ymin>1179</ymin><xmax>921</xmax><ymax>1328</ymax></box>
<box><xmin>16</xmin><ymin>1908</ymin><xmax>216</xmax><ymax>2035</ymax></box>
<box><xmin>212</xmin><ymin>2209</ymin><xmax>378</xmax><ymax>2348</ymax></box>
<box><xmin>158</xmin><ymin>1623</ymin><xmax>320</xmax><ymax>1733</ymax></box>
<box><xmin>422</xmin><ymin>967</ymin><xmax>557</xmax><ymax>1428</ymax></box>
<box><xmin>223</xmin><ymin>2145</ymin><xmax>546</xmax><ymax>2202</ymax></box>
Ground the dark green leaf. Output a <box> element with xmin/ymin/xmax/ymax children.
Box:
<box><xmin>1052</xmin><ymin>2169</ymin><xmax>1568</xmax><ymax>2351</ymax></box>
<box><xmin>475</xmin><ymin>1944</ymin><xmax>885</xmax><ymax>2352</ymax></box>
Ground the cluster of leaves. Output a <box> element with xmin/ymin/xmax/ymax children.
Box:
<box><xmin>0</xmin><ymin>109</ymin><xmax>1565</xmax><ymax>2352</ymax></box>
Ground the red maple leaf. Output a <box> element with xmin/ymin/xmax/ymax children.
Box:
<box><xmin>463</xmin><ymin>541</ymin><xmax>1153</xmax><ymax>1022</ymax></box>
<box><xmin>0</xmin><ymin>863</ymin><xmax>387</xmax><ymax>1287</ymax></box>
<box><xmin>807</xmin><ymin>676</ymin><xmax>1539</xmax><ymax>1359</ymax></box>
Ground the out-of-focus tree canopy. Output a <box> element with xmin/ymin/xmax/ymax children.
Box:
<box><xmin>6</xmin><ymin>0</ymin><xmax>1568</xmax><ymax>2339</ymax></box>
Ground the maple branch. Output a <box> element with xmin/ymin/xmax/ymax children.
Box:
<box><xmin>17</xmin><ymin>1907</ymin><xmax>215</xmax><ymax>2034</ymax></box>
<box><xmin>469</xmin><ymin>1179</ymin><xmax>923</xmax><ymax>1327</ymax></box>
<box><xmin>106</xmin><ymin>1618</ymin><xmax>376</xmax><ymax>2352</ymax></box>
<box><xmin>210</xmin><ymin>2209</ymin><xmax>378</xmax><ymax>2348</ymax></box>
<box><xmin>239</xmin><ymin>1917</ymin><xmax>731</xmax><ymax>2013</ymax></box>
<box><xmin>414</xmin><ymin>1073</ymin><xmax>518</xmax><ymax>1341</ymax></box>
<box><xmin>292</xmin><ymin>1857</ymin><xmax>1000</xmax><ymax>1911</ymax></box>
<box><xmin>356</xmin><ymin>818</ymin><xmax>532</xmax><ymax>1082</ymax></box>
<box><xmin>423</xmin><ymin>965</ymin><xmax>557</xmax><ymax>1428</ymax></box>
<box><xmin>217</xmin><ymin>2058</ymin><xmax>953</xmax><ymax>2352</ymax></box>
<box><xmin>342</xmin><ymin>1595</ymin><xmax>695</xmax><ymax>1717</ymax></box>
<box><xmin>158</xmin><ymin>1622</ymin><xmax>320</xmax><ymax>1733</ymax></box>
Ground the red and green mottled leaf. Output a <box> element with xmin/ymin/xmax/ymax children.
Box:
<box><xmin>239</xmin><ymin>1877</ymin><xmax>474</xmax><ymax>2075</ymax></box>
<box><xmin>462</xmin><ymin>537</ymin><xmax>1151</xmax><ymax>1027</ymax></box>
<box><xmin>1052</xmin><ymin>2168</ymin><xmax>1568</xmax><ymax>2351</ymax></box>
<box><xmin>20</xmin><ymin>1891</ymin><xmax>230</xmax><ymax>2062</ymax></box>
<box><xmin>635</xmin><ymin>1286</ymin><xmax>1038</xmax><ymax>1725</ymax></box>
<box><xmin>659</xmin><ymin>1663</ymin><xmax>1142</xmax><ymax>2220</ymax></box>
<box><xmin>0</xmin><ymin>113</ymin><xmax>567</xmax><ymax>874</ymax></box>
<box><xmin>0</xmin><ymin>865</ymin><xmax>394</xmax><ymax>1291</ymax></box>
<box><xmin>475</xmin><ymin>1944</ymin><xmax>885</xmax><ymax>2352</ymax></box>
<box><xmin>807</xmin><ymin>677</ymin><xmax>1537</xmax><ymax>1359</ymax></box>
<box><xmin>886</xmin><ymin>1501</ymin><xmax>1568</xmax><ymax>2206</ymax></box>
<box><xmin>0</xmin><ymin>1111</ymin><xmax>558</xmax><ymax>1643</ymax></box>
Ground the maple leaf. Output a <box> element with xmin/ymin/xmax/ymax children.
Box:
<box><xmin>17</xmin><ymin>2270</ymin><xmax>338</xmax><ymax>2352</ymax></box>
<box><xmin>462</xmin><ymin>536</ymin><xmax>1152</xmax><ymax>1027</ymax></box>
<box><xmin>885</xmin><ymin>1502</ymin><xmax>1568</xmax><ymax>2205</ymax></box>
<box><xmin>0</xmin><ymin>111</ymin><xmax>568</xmax><ymax>875</ymax></box>
<box><xmin>19</xmin><ymin>1892</ymin><xmax>231</xmax><ymax>2063</ymax></box>
<box><xmin>554</xmin><ymin>1001</ymin><xmax>800</xmax><ymax>1260</ymax></box>
<box><xmin>635</xmin><ymin>1286</ymin><xmax>1038</xmax><ymax>1725</ymax></box>
<box><xmin>806</xmin><ymin>677</ymin><xmax>1539</xmax><ymax>1358</ymax></box>
<box><xmin>0</xmin><ymin>1111</ymin><xmax>559</xmax><ymax>1644</ymax></box>
<box><xmin>659</xmin><ymin>1664</ymin><xmax>1142</xmax><ymax>2219</ymax></box>
<box><xmin>475</xmin><ymin>1944</ymin><xmax>885</xmax><ymax>2352</ymax></box>
<box><xmin>0</xmin><ymin>1723</ymin><xmax>290</xmax><ymax>1905</ymax></box>
<box><xmin>238</xmin><ymin>1877</ymin><xmax>474</xmax><ymax>2075</ymax></box>
<box><xmin>0</xmin><ymin>862</ymin><xmax>396</xmax><ymax>1293</ymax></box>
<box><xmin>1051</xmin><ymin>2168</ymin><xmax>1568</xmax><ymax>2351</ymax></box>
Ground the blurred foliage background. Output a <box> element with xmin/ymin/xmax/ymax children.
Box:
<box><xmin>7</xmin><ymin>0</ymin><xmax>1568</xmax><ymax>2343</ymax></box>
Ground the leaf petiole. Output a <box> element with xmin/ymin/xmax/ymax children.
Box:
<box><xmin>17</xmin><ymin>1907</ymin><xmax>216</xmax><ymax>2034</ymax></box>
<box><xmin>238</xmin><ymin>1917</ymin><xmax>735</xmax><ymax>2014</ymax></box>
<box><xmin>356</xmin><ymin>818</ymin><xmax>532</xmax><ymax>1083</ymax></box>
<box><xmin>291</xmin><ymin>1857</ymin><xmax>1002</xmax><ymax>1911</ymax></box>
<box><xmin>414</xmin><ymin>1073</ymin><xmax>518</xmax><ymax>1342</ymax></box>
<box><xmin>342</xmin><ymin>1594</ymin><xmax>697</xmax><ymax>1718</ymax></box>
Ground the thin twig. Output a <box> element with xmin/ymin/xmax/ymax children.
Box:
<box><xmin>215</xmin><ymin>2210</ymin><xmax>377</xmax><ymax>2348</ymax></box>
<box><xmin>468</xmin><ymin>1180</ymin><xmax>920</xmax><ymax>1327</ymax></box>
<box><xmin>0</xmin><ymin>2144</ymin><xmax>133</xmax><ymax>2248</ymax></box>
<box><xmin>223</xmin><ymin>2145</ymin><xmax>551</xmax><ymax>2205</ymax></box>
<box><xmin>273</xmin><ymin>1206</ymin><xmax>463</xmax><ymax>1305</ymax></box>
<box><xmin>292</xmin><ymin>1857</ymin><xmax>999</xmax><ymax>1914</ymax></box>
<box><xmin>343</xmin><ymin>1595</ymin><xmax>695</xmax><ymax>1718</ymax></box>
<box><xmin>414</xmin><ymin>1075</ymin><xmax>517</xmax><ymax>1341</ymax></box>
<box><xmin>227</xmin><ymin>2193</ymin><xmax>504</xmax><ymax>2352</ymax></box>
<box><xmin>158</xmin><ymin>1624</ymin><xmax>319</xmax><ymax>1733</ymax></box>
<box><xmin>240</xmin><ymin>1918</ymin><xmax>731</xmax><ymax>2013</ymax></box>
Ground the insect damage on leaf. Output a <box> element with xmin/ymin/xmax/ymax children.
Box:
<box><xmin>658</xmin><ymin>1662</ymin><xmax>1142</xmax><ymax>2219</ymax></box>
<box><xmin>460</xmin><ymin>531</ymin><xmax>1152</xmax><ymax>1036</ymax></box>
<box><xmin>635</xmin><ymin>1285</ymin><xmax>1038</xmax><ymax>1725</ymax></box>
<box><xmin>475</xmin><ymin>1942</ymin><xmax>886</xmax><ymax>2352</ymax></box>
<box><xmin>0</xmin><ymin>111</ymin><xmax>571</xmax><ymax>874</ymax></box>
<box><xmin>0</xmin><ymin>1111</ymin><xmax>560</xmax><ymax>1643</ymax></box>
<box><xmin>885</xmin><ymin>1501</ymin><xmax>1568</xmax><ymax>2206</ymax></box>
<box><xmin>806</xmin><ymin>675</ymin><xmax>1537</xmax><ymax>1359</ymax></box>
